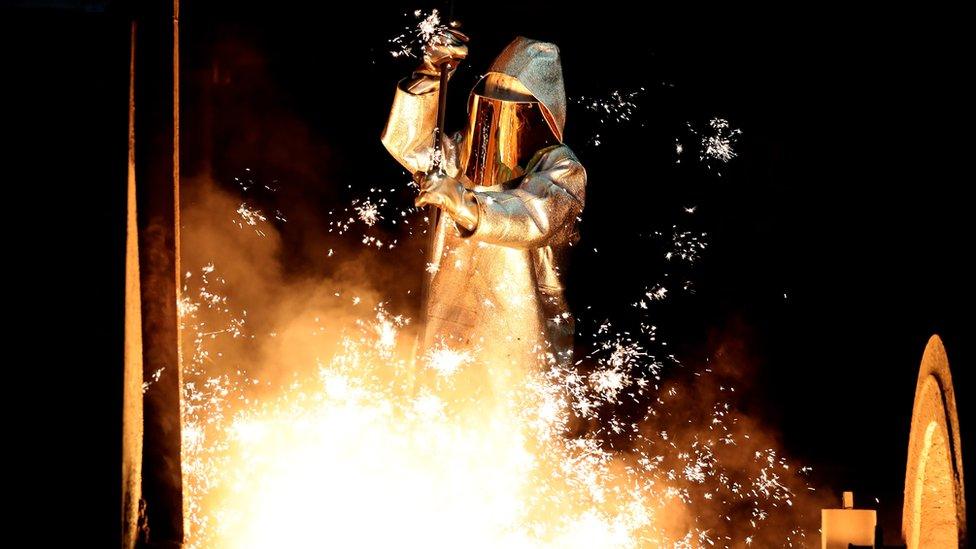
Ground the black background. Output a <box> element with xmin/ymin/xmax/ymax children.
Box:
<box><xmin>8</xmin><ymin>1</ymin><xmax>972</xmax><ymax>545</ymax></box>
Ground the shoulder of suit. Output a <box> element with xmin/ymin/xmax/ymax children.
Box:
<box><xmin>534</xmin><ymin>143</ymin><xmax>581</xmax><ymax>168</ymax></box>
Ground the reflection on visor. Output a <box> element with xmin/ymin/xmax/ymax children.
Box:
<box><xmin>459</xmin><ymin>93</ymin><xmax>559</xmax><ymax>188</ymax></box>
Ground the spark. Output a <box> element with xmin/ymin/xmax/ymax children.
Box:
<box><xmin>179</xmin><ymin>156</ymin><xmax>817</xmax><ymax>547</ymax></box>
<box><xmin>142</xmin><ymin>367</ymin><xmax>165</xmax><ymax>393</ymax></box>
<box><xmin>388</xmin><ymin>9</ymin><xmax>447</xmax><ymax>59</ymax></box>
<box><xmin>374</xmin><ymin>317</ymin><xmax>398</xmax><ymax>352</ymax></box>
<box><xmin>570</xmin><ymin>88</ymin><xmax>646</xmax><ymax>147</ymax></box>
<box><xmin>682</xmin><ymin>118</ymin><xmax>743</xmax><ymax>173</ymax></box>
<box><xmin>589</xmin><ymin>365</ymin><xmax>631</xmax><ymax>402</ymax></box>
<box><xmin>235</xmin><ymin>203</ymin><xmax>268</xmax><ymax>236</ymax></box>
<box><xmin>355</xmin><ymin>200</ymin><xmax>381</xmax><ymax>226</ymax></box>
<box><xmin>645</xmin><ymin>285</ymin><xmax>668</xmax><ymax>302</ymax></box>
<box><xmin>665</xmin><ymin>225</ymin><xmax>709</xmax><ymax>263</ymax></box>
<box><xmin>701</xmin><ymin>118</ymin><xmax>742</xmax><ymax>163</ymax></box>
<box><xmin>423</xmin><ymin>345</ymin><xmax>474</xmax><ymax>378</ymax></box>
<box><xmin>412</xmin><ymin>390</ymin><xmax>445</xmax><ymax>419</ymax></box>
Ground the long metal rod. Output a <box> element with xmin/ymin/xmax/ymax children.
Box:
<box><xmin>428</xmin><ymin>62</ymin><xmax>450</xmax><ymax>230</ymax></box>
<box><xmin>425</xmin><ymin>61</ymin><xmax>451</xmax><ymax>244</ymax></box>
<box><xmin>418</xmin><ymin>61</ymin><xmax>452</xmax><ymax>337</ymax></box>
<box><xmin>434</xmin><ymin>62</ymin><xmax>451</xmax><ymax>158</ymax></box>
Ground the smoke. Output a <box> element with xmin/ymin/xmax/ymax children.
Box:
<box><xmin>180</xmin><ymin>173</ymin><xmax>419</xmax><ymax>391</ymax></box>
<box><xmin>635</xmin><ymin>324</ymin><xmax>833</xmax><ymax>545</ymax></box>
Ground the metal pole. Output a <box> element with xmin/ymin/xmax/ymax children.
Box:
<box><xmin>128</xmin><ymin>0</ymin><xmax>184</xmax><ymax>546</ymax></box>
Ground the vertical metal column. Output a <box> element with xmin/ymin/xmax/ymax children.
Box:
<box><xmin>122</xmin><ymin>19</ymin><xmax>144</xmax><ymax>548</ymax></box>
<box><xmin>124</xmin><ymin>1</ymin><xmax>184</xmax><ymax>546</ymax></box>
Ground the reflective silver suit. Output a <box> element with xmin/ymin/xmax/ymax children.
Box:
<box><xmin>382</xmin><ymin>37</ymin><xmax>586</xmax><ymax>369</ymax></box>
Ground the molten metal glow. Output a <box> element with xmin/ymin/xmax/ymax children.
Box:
<box><xmin>176</xmin><ymin>158</ymin><xmax>814</xmax><ymax>546</ymax></box>
<box><xmin>177</xmin><ymin>258</ymin><xmax>815</xmax><ymax>547</ymax></box>
<box><xmin>424</xmin><ymin>345</ymin><xmax>475</xmax><ymax>378</ymax></box>
<box><xmin>181</xmin><ymin>304</ymin><xmax>658</xmax><ymax>547</ymax></box>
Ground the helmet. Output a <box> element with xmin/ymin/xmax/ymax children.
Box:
<box><xmin>458</xmin><ymin>37</ymin><xmax>567</xmax><ymax>187</ymax></box>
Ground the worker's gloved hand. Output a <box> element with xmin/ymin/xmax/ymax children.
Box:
<box><xmin>415</xmin><ymin>171</ymin><xmax>479</xmax><ymax>232</ymax></box>
<box><xmin>419</xmin><ymin>28</ymin><xmax>469</xmax><ymax>74</ymax></box>
<box><xmin>407</xmin><ymin>28</ymin><xmax>469</xmax><ymax>94</ymax></box>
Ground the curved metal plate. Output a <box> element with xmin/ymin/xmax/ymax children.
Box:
<box><xmin>903</xmin><ymin>335</ymin><xmax>966</xmax><ymax>548</ymax></box>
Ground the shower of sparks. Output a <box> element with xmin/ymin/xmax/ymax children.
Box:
<box><xmin>571</xmin><ymin>88</ymin><xmax>646</xmax><ymax>147</ymax></box>
<box><xmin>180</xmin><ymin>257</ymin><xmax>815</xmax><ymax>548</ymax></box>
<box><xmin>354</xmin><ymin>199</ymin><xmax>381</xmax><ymax>226</ymax></box>
<box><xmin>573</xmin><ymin>88</ymin><xmax>644</xmax><ymax>124</ymax></box>
<box><xmin>373</xmin><ymin>311</ymin><xmax>404</xmax><ymax>353</ymax></box>
<box><xmin>700</xmin><ymin>118</ymin><xmax>742</xmax><ymax>163</ymax></box>
<box><xmin>325</xmin><ymin>182</ymin><xmax>419</xmax><ymax>248</ymax></box>
<box><xmin>588</xmin><ymin>365</ymin><xmax>631</xmax><ymax>402</ymax></box>
<box><xmin>179</xmin><ymin>156</ymin><xmax>816</xmax><ymax>548</ymax></box>
<box><xmin>231</xmin><ymin>168</ymin><xmax>286</xmax><ymax>224</ymax></box>
<box><xmin>424</xmin><ymin>344</ymin><xmax>475</xmax><ymax>378</ymax></box>
<box><xmin>388</xmin><ymin>9</ymin><xmax>447</xmax><ymax>59</ymax></box>
<box><xmin>233</xmin><ymin>167</ymin><xmax>279</xmax><ymax>193</ymax></box>
<box><xmin>235</xmin><ymin>203</ymin><xmax>268</xmax><ymax>237</ymax></box>
<box><xmin>232</xmin><ymin>168</ymin><xmax>256</xmax><ymax>192</ymax></box>
<box><xmin>142</xmin><ymin>367</ymin><xmax>165</xmax><ymax>394</ymax></box>
<box><xmin>636</xmin><ymin>284</ymin><xmax>669</xmax><ymax>309</ymax></box>
<box><xmin>681</xmin><ymin>118</ymin><xmax>743</xmax><ymax>173</ymax></box>
<box><xmin>661</xmin><ymin>225</ymin><xmax>709</xmax><ymax>264</ymax></box>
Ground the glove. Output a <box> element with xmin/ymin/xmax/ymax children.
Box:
<box><xmin>415</xmin><ymin>171</ymin><xmax>479</xmax><ymax>232</ymax></box>
<box><xmin>406</xmin><ymin>28</ymin><xmax>469</xmax><ymax>94</ymax></box>
<box><xmin>418</xmin><ymin>28</ymin><xmax>468</xmax><ymax>75</ymax></box>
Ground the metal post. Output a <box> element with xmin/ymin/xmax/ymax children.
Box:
<box><xmin>124</xmin><ymin>0</ymin><xmax>184</xmax><ymax>546</ymax></box>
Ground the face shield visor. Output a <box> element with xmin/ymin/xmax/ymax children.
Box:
<box><xmin>458</xmin><ymin>75</ymin><xmax>560</xmax><ymax>187</ymax></box>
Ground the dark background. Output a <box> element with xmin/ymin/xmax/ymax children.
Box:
<box><xmin>8</xmin><ymin>1</ymin><xmax>971</xmax><ymax>545</ymax></box>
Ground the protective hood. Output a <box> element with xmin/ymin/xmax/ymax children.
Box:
<box><xmin>472</xmin><ymin>36</ymin><xmax>567</xmax><ymax>141</ymax></box>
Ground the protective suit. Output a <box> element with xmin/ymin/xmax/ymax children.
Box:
<box><xmin>382</xmin><ymin>36</ymin><xmax>586</xmax><ymax>375</ymax></box>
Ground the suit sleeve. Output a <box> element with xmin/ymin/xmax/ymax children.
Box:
<box><xmin>464</xmin><ymin>148</ymin><xmax>586</xmax><ymax>249</ymax></box>
<box><xmin>380</xmin><ymin>79</ymin><xmax>439</xmax><ymax>175</ymax></box>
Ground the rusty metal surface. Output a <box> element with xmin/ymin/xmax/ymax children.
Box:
<box><xmin>903</xmin><ymin>335</ymin><xmax>966</xmax><ymax>549</ymax></box>
<box><xmin>127</xmin><ymin>1</ymin><xmax>184</xmax><ymax>546</ymax></box>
